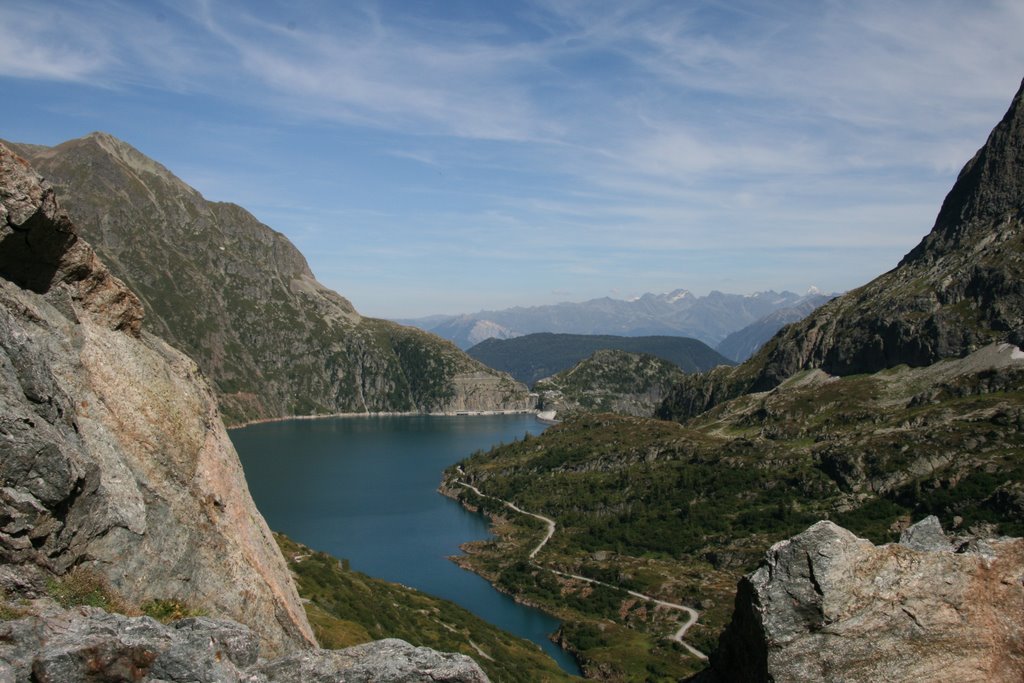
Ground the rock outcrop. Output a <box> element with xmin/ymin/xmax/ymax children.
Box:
<box><xmin>0</xmin><ymin>142</ymin><xmax>316</xmax><ymax>656</ymax></box>
<box><xmin>534</xmin><ymin>349</ymin><xmax>687</xmax><ymax>417</ymax></box>
<box><xmin>660</xmin><ymin>78</ymin><xmax>1024</xmax><ymax>421</ymax></box>
<box><xmin>0</xmin><ymin>599</ymin><xmax>487</xmax><ymax>683</ymax></box>
<box><xmin>6</xmin><ymin>133</ymin><xmax>530</xmax><ymax>425</ymax></box>
<box><xmin>704</xmin><ymin>518</ymin><xmax>1024</xmax><ymax>682</ymax></box>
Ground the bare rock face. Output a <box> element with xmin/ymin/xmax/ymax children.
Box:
<box><xmin>445</xmin><ymin>371</ymin><xmax>536</xmax><ymax>413</ymax></box>
<box><xmin>0</xmin><ymin>603</ymin><xmax>489</xmax><ymax>683</ymax></box>
<box><xmin>0</xmin><ymin>142</ymin><xmax>316</xmax><ymax>656</ymax></box>
<box><xmin>257</xmin><ymin>639</ymin><xmax>490</xmax><ymax>683</ymax></box>
<box><xmin>707</xmin><ymin>518</ymin><xmax>1024</xmax><ymax>682</ymax></box>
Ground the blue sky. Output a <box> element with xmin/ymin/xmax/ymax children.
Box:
<box><xmin>2</xmin><ymin>1</ymin><xmax>1023</xmax><ymax>318</ymax></box>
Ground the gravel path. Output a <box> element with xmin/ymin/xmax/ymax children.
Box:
<box><xmin>455</xmin><ymin>479</ymin><xmax>707</xmax><ymax>661</ymax></box>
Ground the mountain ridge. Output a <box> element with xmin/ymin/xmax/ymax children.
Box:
<box><xmin>714</xmin><ymin>293</ymin><xmax>834</xmax><ymax>362</ymax></box>
<box><xmin>659</xmin><ymin>77</ymin><xmax>1024</xmax><ymax>422</ymax></box>
<box><xmin>401</xmin><ymin>288</ymin><xmax>830</xmax><ymax>350</ymax></box>
<box><xmin>7</xmin><ymin>133</ymin><xmax>531</xmax><ymax>425</ymax></box>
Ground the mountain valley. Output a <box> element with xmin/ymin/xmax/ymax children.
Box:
<box><xmin>5</xmin><ymin>3</ymin><xmax>1023</xmax><ymax>682</ymax></box>
<box><xmin>441</xmin><ymin>79</ymin><xmax>1024</xmax><ymax>681</ymax></box>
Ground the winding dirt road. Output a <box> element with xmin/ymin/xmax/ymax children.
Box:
<box><xmin>455</xmin><ymin>479</ymin><xmax>707</xmax><ymax>661</ymax></box>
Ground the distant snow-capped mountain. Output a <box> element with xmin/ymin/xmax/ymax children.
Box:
<box><xmin>397</xmin><ymin>288</ymin><xmax>832</xmax><ymax>350</ymax></box>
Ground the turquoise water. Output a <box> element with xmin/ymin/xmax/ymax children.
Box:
<box><xmin>230</xmin><ymin>414</ymin><xmax>581</xmax><ymax>676</ymax></box>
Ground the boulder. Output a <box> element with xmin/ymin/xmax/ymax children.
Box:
<box><xmin>706</xmin><ymin>519</ymin><xmax>1024</xmax><ymax>682</ymax></box>
<box><xmin>0</xmin><ymin>605</ymin><xmax>489</xmax><ymax>683</ymax></box>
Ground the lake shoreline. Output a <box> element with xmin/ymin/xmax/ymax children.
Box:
<box><xmin>227</xmin><ymin>408</ymin><xmax>539</xmax><ymax>430</ymax></box>
<box><xmin>231</xmin><ymin>413</ymin><xmax>583</xmax><ymax>677</ymax></box>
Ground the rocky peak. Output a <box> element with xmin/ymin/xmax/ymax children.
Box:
<box><xmin>659</xmin><ymin>79</ymin><xmax>1024</xmax><ymax>421</ymax></box>
<box><xmin>84</xmin><ymin>131</ymin><xmax>188</xmax><ymax>188</ymax></box>
<box><xmin>703</xmin><ymin>518</ymin><xmax>1024</xmax><ymax>682</ymax></box>
<box><xmin>904</xmin><ymin>77</ymin><xmax>1024</xmax><ymax>265</ymax></box>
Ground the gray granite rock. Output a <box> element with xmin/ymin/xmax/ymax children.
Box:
<box><xmin>706</xmin><ymin>520</ymin><xmax>1024</xmax><ymax>682</ymax></box>
<box><xmin>898</xmin><ymin>514</ymin><xmax>952</xmax><ymax>552</ymax></box>
<box><xmin>0</xmin><ymin>142</ymin><xmax>316</xmax><ymax>656</ymax></box>
<box><xmin>0</xmin><ymin>607</ymin><xmax>489</xmax><ymax>683</ymax></box>
<box><xmin>257</xmin><ymin>639</ymin><xmax>489</xmax><ymax>683</ymax></box>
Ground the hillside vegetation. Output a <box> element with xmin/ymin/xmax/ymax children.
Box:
<box><xmin>445</xmin><ymin>347</ymin><xmax>1024</xmax><ymax>678</ymax></box>
<box><xmin>535</xmin><ymin>349</ymin><xmax>687</xmax><ymax>418</ymax></box>
<box><xmin>277</xmin><ymin>535</ymin><xmax>576</xmax><ymax>683</ymax></box>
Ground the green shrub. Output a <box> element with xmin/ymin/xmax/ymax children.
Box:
<box><xmin>140</xmin><ymin>598</ymin><xmax>208</xmax><ymax>623</ymax></box>
<box><xmin>46</xmin><ymin>568</ymin><xmax>129</xmax><ymax>613</ymax></box>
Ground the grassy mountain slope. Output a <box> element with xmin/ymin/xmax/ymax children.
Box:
<box><xmin>8</xmin><ymin>133</ymin><xmax>530</xmax><ymax>425</ymax></box>
<box><xmin>444</xmin><ymin>346</ymin><xmax>1024</xmax><ymax>679</ymax></box>
<box><xmin>467</xmin><ymin>333</ymin><xmax>732</xmax><ymax>387</ymax></box>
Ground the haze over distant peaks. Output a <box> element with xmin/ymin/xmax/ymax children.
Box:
<box><xmin>400</xmin><ymin>288</ymin><xmax>834</xmax><ymax>350</ymax></box>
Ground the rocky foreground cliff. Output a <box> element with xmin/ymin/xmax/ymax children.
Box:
<box><xmin>703</xmin><ymin>517</ymin><xmax>1024</xmax><ymax>682</ymax></box>
<box><xmin>6</xmin><ymin>134</ymin><xmax>530</xmax><ymax>425</ymax></box>
<box><xmin>0</xmin><ymin>144</ymin><xmax>489</xmax><ymax>681</ymax></box>
<box><xmin>0</xmin><ymin>141</ymin><xmax>313</xmax><ymax>654</ymax></box>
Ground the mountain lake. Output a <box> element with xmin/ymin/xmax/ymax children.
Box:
<box><xmin>231</xmin><ymin>414</ymin><xmax>582</xmax><ymax>676</ymax></box>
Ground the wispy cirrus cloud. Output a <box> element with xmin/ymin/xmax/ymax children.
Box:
<box><xmin>2</xmin><ymin>0</ymin><xmax>1022</xmax><ymax>316</ymax></box>
<box><xmin>0</xmin><ymin>3</ymin><xmax>112</xmax><ymax>82</ymax></box>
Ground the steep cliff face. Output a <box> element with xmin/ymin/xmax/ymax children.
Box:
<box><xmin>705</xmin><ymin>518</ymin><xmax>1024</xmax><ymax>682</ymax></box>
<box><xmin>7</xmin><ymin>133</ymin><xmax>529</xmax><ymax>425</ymax></box>
<box><xmin>0</xmin><ymin>143</ymin><xmax>316</xmax><ymax>656</ymax></box>
<box><xmin>660</xmin><ymin>78</ymin><xmax>1024</xmax><ymax>421</ymax></box>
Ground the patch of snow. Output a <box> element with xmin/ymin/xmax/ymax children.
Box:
<box><xmin>467</xmin><ymin>319</ymin><xmax>513</xmax><ymax>345</ymax></box>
